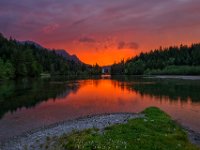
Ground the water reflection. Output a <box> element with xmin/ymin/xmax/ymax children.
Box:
<box><xmin>0</xmin><ymin>79</ymin><xmax>80</xmax><ymax>118</ymax></box>
<box><xmin>0</xmin><ymin>77</ymin><xmax>200</xmax><ymax>140</ymax></box>
<box><xmin>112</xmin><ymin>76</ymin><xmax>200</xmax><ymax>102</ymax></box>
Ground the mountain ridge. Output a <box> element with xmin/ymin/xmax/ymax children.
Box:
<box><xmin>20</xmin><ymin>40</ymin><xmax>83</xmax><ymax>64</ymax></box>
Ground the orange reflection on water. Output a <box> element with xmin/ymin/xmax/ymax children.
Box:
<box><xmin>0</xmin><ymin>79</ymin><xmax>200</xmax><ymax>140</ymax></box>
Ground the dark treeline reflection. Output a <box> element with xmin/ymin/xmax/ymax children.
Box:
<box><xmin>1</xmin><ymin>76</ymin><xmax>200</xmax><ymax>119</ymax></box>
<box><xmin>0</xmin><ymin>78</ymin><xmax>80</xmax><ymax>118</ymax></box>
<box><xmin>112</xmin><ymin>76</ymin><xmax>200</xmax><ymax>102</ymax></box>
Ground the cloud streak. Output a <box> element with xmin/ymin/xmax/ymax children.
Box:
<box><xmin>118</xmin><ymin>41</ymin><xmax>139</xmax><ymax>50</ymax></box>
<box><xmin>79</xmin><ymin>37</ymin><xmax>96</xmax><ymax>43</ymax></box>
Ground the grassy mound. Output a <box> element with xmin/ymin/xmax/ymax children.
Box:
<box><xmin>54</xmin><ymin>107</ymin><xmax>199</xmax><ymax>150</ymax></box>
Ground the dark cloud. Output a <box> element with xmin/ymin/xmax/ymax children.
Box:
<box><xmin>118</xmin><ymin>41</ymin><xmax>139</xmax><ymax>50</ymax></box>
<box><xmin>79</xmin><ymin>37</ymin><xmax>96</xmax><ymax>43</ymax></box>
<box><xmin>129</xmin><ymin>42</ymin><xmax>139</xmax><ymax>50</ymax></box>
<box><xmin>72</xmin><ymin>17</ymin><xmax>90</xmax><ymax>26</ymax></box>
<box><xmin>118</xmin><ymin>41</ymin><xmax>126</xmax><ymax>49</ymax></box>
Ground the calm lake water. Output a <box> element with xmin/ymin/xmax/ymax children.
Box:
<box><xmin>0</xmin><ymin>76</ymin><xmax>200</xmax><ymax>141</ymax></box>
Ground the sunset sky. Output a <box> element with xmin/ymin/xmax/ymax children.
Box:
<box><xmin>1</xmin><ymin>0</ymin><xmax>200</xmax><ymax>66</ymax></box>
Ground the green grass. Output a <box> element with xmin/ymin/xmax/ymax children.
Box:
<box><xmin>54</xmin><ymin>107</ymin><xmax>200</xmax><ymax>150</ymax></box>
<box><xmin>145</xmin><ymin>65</ymin><xmax>200</xmax><ymax>75</ymax></box>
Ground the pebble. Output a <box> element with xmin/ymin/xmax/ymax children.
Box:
<box><xmin>0</xmin><ymin>113</ymin><xmax>144</xmax><ymax>150</ymax></box>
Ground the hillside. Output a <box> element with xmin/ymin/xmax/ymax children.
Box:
<box><xmin>0</xmin><ymin>33</ymin><xmax>101</xmax><ymax>79</ymax></box>
<box><xmin>20</xmin><ymin>41</ymin><xmax>83</xmax><ymax>64</ymax></box>
<box><xmin>111</xmin><ymin>44</ymin><xmax>200</xmax><ymax>75</ymax></box>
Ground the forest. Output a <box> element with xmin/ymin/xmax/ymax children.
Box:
<box><xmin>111</xmin><ymin>44</ymin><xmax>200</xmax><ymax>75</ymax></box>
<box><xmin>0</xmin><ymin>33</ymin><xmax>101</xmax><ymax>79</ymax></box>
<box><xmin>1</xmin><ymin>31</ymin><xmax>200</xmax><ymax>79</ymax></box>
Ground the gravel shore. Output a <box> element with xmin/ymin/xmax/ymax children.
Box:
<box><xmin>1</xmin><ymin>112</ymin><xmax>200</xmax><ymax>150</ymax></box>
<box><xmin>0</xmin><ymin>113</ymin><xmax>143</xmax><ymax>150</ymax></box>
<box><xmin>186</xmin><ymin>127</ymin><xmax>200</xmax><ymax>147</ymax></box>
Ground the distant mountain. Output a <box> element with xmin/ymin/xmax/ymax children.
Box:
<box><xmin>55</xmin><ymin>49</ymin><xmax>83</xmax><ymax>64</ymax></box>
<box><xmin>0</xmin><ymin>33</ymin><xmax>102</xmax><ymax>80</ymax></box>
<box><xmin>20</xmin><ymin>41</ymin><xmax>44</xmax><ymax>49</ymax></box>
<box><xmin>20</xmin><ymin>41</ymin><xmax>83</xmax><ymax>64</ymax></box>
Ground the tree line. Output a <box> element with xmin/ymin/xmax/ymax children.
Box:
<box><xmin>0</xmin><ymin>33</ymin><xmax>101</xmax><ymax>79</ymax></box>
<box><xmin>111</xmin><ymin>44</ymin><xmax>200</xmax><ymax>75</ymax></box>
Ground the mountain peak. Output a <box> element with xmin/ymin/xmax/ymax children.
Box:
<box><xmin>20</xmin><ymin>40</ymin><xmax>44</xmax><ymax>49</ymax></box>
<box><xmin>19</xmin><ymin>41</ymin><xmax>83</xmax><ymax>64</ymax></box>
<box><xmin>55</xmin><ymin>49</ymin><xmax>82</xmax><ymax>64</ymax></box>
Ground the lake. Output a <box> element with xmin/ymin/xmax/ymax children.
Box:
<box><xmin>0</xmin><ymin>76</ymin><xmax>200</xmax><ymax>141</ymax></box>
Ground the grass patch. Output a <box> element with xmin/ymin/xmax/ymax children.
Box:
<box><xmin>145</xmin><ymin>65</ymin><xmax>200</xmax><ymax>75</ymax></box>
<box><xmin>54</xmin><ymin>107</ymin><xmax>200</xmax><ymax>150</ymax></box>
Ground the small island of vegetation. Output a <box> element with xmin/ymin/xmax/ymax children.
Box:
<box><xmin>2</xmin><ymin>107</ymin><xmax>198</xmax><ymax>150</ymax></box>
<box><xmin>52</xmin><ymin>107</ymin><xmax>199</xmax><ymax>150</ymax></box>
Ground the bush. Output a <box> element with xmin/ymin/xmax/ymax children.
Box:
<box><xmin>145</xmin><ymin>66</ymin><xmax>200</xmax><ymax>75</ymax></box>
<box><xmin>125</xmin><ymin>60</ymin><xmax>145</xmax><ymax>75</ymax></box>
<box><xmin>0</xmin><ymin>58</ymin><xmax>15</xmax><ymax>79</ymax></box>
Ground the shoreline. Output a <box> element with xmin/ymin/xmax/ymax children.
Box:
<box><xmin>147</xmin><ymin>75</ymin><xmax>200</xmax><ymax>80</ymax></box>
<box><xmin>0</xmin><ymin>112</ymin><xmax>200</xmax><ymax>150</ymax></box>
<box><xmin>0</xmin><ymin>113</ymin><xmax>143</xmax><ymax>150</ymax></box>
<box><xmin>185</xmin><ymin>127</ymin><xmax>200</xmax><ymax>147</ymax></box>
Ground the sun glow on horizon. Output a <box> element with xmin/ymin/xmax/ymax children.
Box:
<box><xmin>2</xmin><ymin>0</ymin><xmax>200</xmax><ymax>66</ymax></box>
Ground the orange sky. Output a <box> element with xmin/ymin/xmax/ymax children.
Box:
<box><xmin>1</xmin><ymin>0</ymin><xmax>200</xmax><ymax>66</ymax></box>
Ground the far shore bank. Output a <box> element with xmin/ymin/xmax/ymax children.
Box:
<box><xmin>148</xmin><ymin>75</ymin><xmax>200</xmax><ymax>80</ymax></box>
